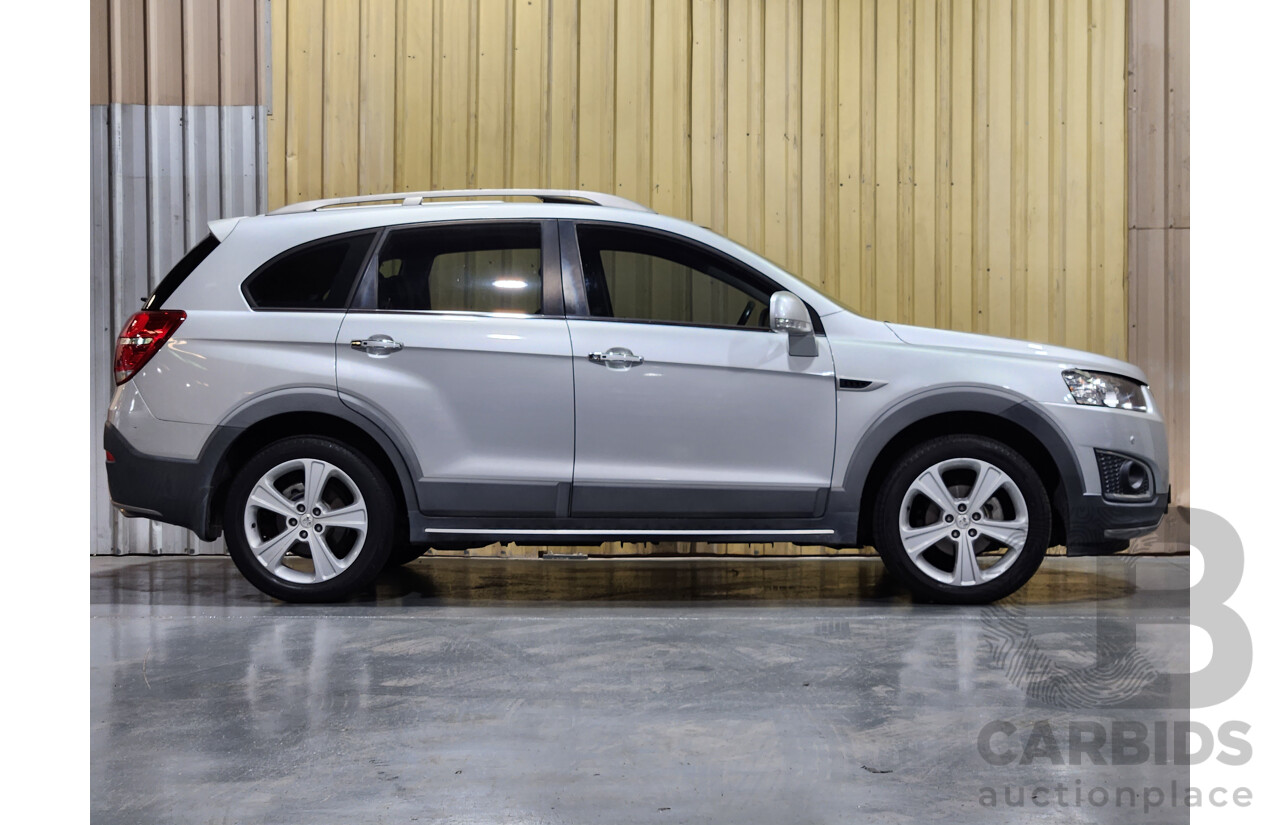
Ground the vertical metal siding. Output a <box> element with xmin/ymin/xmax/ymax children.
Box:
<box><xmin>269</xmin><ymin>0</ymin><xmax>1129</xmax><ymax>353</ymax></box>
<box><xmin>1127</xmin><ymin>0</ymin><xmax>1190</xmax><ymax>551</ymax></box>
<box><xmin>90</xmin><ymin>0</ymin><xmax>269</xmax><ymax>555</ymax></box>
<box><xmin>264</xmin><ymin>0</ymin><xmax>1136</xmax><ymax>558</ymax></box>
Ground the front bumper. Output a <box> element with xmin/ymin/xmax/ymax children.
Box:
<box><xmin>1038</xmin><ymin>394</ymin><xmax>1169</xmax><ymax>555</ymax></box>
<box><xmin>1063</xmin><ymin>488</ymin><xmax>1169</xmax><ymax>556</ymax></box>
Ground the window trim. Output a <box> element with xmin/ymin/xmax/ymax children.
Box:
<box><xmin>347</xmin><ymin>218</ymin><xmax>564</xmax><ymax>317</ymax></box>
<box><xmin>559</xmin><ymin>219</ymin><xmax>825</xmax><ymax>335</ymax></box>
<box><xmin>240</xmin><ymin>228</ymin><xmax>382</xmax><ymax>312</ymax></box>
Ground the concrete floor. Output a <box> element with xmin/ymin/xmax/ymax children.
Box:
<box><xmin>92</xmin><ymin>555</ymin><xmax>1191</xmax><ymax>824</ymax></box>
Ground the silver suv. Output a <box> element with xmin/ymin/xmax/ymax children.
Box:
<box><xmin>104</xmin><ymin>189</ymin><xmax>1168</xmax><ymax>604</ymax></box>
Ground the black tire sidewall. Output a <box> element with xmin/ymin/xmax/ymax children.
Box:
<box><xmin>873</xmin><ymin>435</ymin><xmax>1051</xmax><ymax>604</ymax></box>
<box><xmin>224</xmin><ymin>436</ymin><xmax>396</xmax><ymax>602</ymax></box>
<box><xmin>386</xmin><ymin>540</ymin><xmax>428</xmax><ymax>567</ymax></box>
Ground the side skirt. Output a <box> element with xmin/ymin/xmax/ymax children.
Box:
<box><xmin>405</xmin><ymin>512</ymin><xmax>857</xmax><ymax>548</ymax></box>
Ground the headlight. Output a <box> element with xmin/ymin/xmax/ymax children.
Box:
<box><xmin>1062</xmin><ymin>369</ymin><xmax>1148</xmax><ymax>411</ymax></box>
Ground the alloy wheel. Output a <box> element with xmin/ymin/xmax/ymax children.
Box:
<box><xmin>242</xmin><ymin>458</ymin><xmax>369</xmax><ymax>585</ymax></box>
<box><xmin>897</xmin><ymin>457</ymin><xmax>1030</xmax><ymax>586</ymax></box>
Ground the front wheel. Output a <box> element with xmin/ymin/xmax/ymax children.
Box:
<box><xmin>224</xmin><ymin>436</ymin><xmax>396</xmax><ymax>602</ymax></box>
<box><xmin>872</xmin><ymin>435</ymin><xmax>1051</xmax><ymax>604</ymax></box>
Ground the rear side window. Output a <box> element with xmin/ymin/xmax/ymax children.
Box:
<box><xmin>373</xmin><ymin>223</ymin><xmax>542</xmax><ymax>314</ymax></box>
<box><xmin>144</xmin><ymin>234</ymin><xmax>219</xmax><ymax>310</ymax></box>
<box><xmin>243</xmin><ymin>232</ymin><xmax>375</xmax><ymax>310</ymax></box>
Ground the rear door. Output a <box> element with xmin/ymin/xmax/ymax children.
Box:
<box><xmin>563</xmin><ymin>222</ymin><xmax>837</xmax><ymax>518</ymax></box>
<box><xmin>336</xmin><ymin>220</ymin><xmax>574</xmax><ymax>517</ymax></box>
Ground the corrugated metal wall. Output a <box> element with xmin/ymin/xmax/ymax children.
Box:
<box><xmin>90</xmin><ymin>0</ymin><xmax>269</xmax><ymax>554</ymax></box>
<box><xmin>268</xmin><ymin>0</ymin><xmax>1128</xmax><ymax>357</ymax></box>
<box><xmin>1127</xmin><ymin>0</ymin><xmax>1189</xmax><ymax>551</ymax></box>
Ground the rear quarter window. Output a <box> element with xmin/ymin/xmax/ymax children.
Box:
<box><xmin>242</xmin><ymin>231</ymin><xmax>376</xmax><ymax>310</ymax></box>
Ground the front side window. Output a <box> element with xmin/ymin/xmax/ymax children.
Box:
<box><xmin>576</xmin><ymin>224</ymin><xmax>773</xmax><ymax>329</ymax></box>
<box><xmin>243</xmin><ymin>232</ymin><xmax>375</xmax><ymax>309</ymax></box>
<box><xmin>374</xmin><ymin>223</ymin><xmax>543</xmax><ymax>314</ymax></box>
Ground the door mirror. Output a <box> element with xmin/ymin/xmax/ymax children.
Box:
<box><xmin>769</xmin><ymin>291</ymin><xmax>818</xmax><ymax>357</ymax></box>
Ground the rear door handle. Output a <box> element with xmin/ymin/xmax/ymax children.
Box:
<box><xmin>587</xmin><ymin>347</ymin><xmax>644</xmax><ymax>368</ymax></box>
<box><xmin>351</xmin><ymin>335</ymin><xmax>403</xmax><ymax>356</ymax></box>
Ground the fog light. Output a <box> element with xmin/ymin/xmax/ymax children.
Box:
<box><xmin>1118</xmin><ymin>459</ymin><xmax>1148</xmax><ymax>494</ymax></box>
<box><xmin>1095</xmin><ymin>450</ymin><xmax>1153</xmax><ymax>501</ymax></box>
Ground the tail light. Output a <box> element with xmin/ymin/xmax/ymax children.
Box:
<box><xmin>113</xmin><ymin>310</ymin><xmax>186</xmax><ymax>385</ymax></box>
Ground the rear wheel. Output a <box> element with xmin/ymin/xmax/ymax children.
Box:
<box><xmin>872</xmin><ymin>435</ymin><xmax>1050</xmax><ymax>604</ymax></box>
<box><xmin>224</xmin><ymin>436</ymin><xmax>395</xmax><ymax>602</ymax></box>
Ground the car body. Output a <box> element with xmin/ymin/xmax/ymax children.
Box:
<box><xmin>104</xmin><ymin>189</ymin><xmax>1168</xmax><ymax>603</ymax></box>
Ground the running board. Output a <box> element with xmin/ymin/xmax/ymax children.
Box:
<box><xmin>422</xmin><ymin>528</ymin><xmax>835</xmax><ymax>537</ymax></box>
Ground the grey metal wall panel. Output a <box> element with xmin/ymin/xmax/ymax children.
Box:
<box><xmin>92</xmin><ymin>103</ymin><xmax>266</xmax><ymax>555</ymax></box>
<box><xmin>90</xmin><ymin>106</ymin><xmax>113</xmax><ymax>554</ymax></box>
<box><xmin>222</xmin><ymin>106</ymin><xmax>261</xmax><ymax>216</ymax></box>
<box><xmin>183</xmin><ymin>106</ymin><xmax>222</xmax><ymax>248</ymax></box>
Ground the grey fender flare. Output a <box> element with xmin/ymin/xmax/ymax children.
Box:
<box><xmin>827</xmin><ymin>386</ymin><xmax>1085</xmax><ymax>540</ymax></box>
<box><xmin>203</xmin><ymin>388</ymin><xmax>423</xmax><ymax>527</ymax></box>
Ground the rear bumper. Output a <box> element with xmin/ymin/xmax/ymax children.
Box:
<box><xmin>104</xmin><ymin>423</ymin><xmax>223</xmax><ymax>541</ymax></box>
<box><xmin>1063</xmin><ymin>488</ymin><xmax>1169</xmax><ymax>556</ymax></box>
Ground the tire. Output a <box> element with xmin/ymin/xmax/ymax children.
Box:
<box><xmin>386</xmin><ymin>540</ymin><xmax>428</xmax><ymax>567</ymax></box>
<box><xmin>872</xmin><ymin>434</ymin><xmax>1051</xmax><ymax>605</ymax></box>
<box><xmin>386</xmin><ymin>541</ymin><xmax>482</xmax><ymax>567</ymax></box>
<box><xmin>224</xmin><ymin>436</ymin><xmax>396</xmax><ymax>602</ymax></box>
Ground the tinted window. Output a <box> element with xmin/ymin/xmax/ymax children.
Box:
<box><xmin>144</xmin><ymin>234</ymin><xmax>219</xmax><ymax>310</ymax></box>
<box><xmin>243</xmin><ymin>232</ymin><xmax>375</xmax><ymax>309</ymax></box>
<box><xmin>374</xmin><ymin>223</ymin><xmax>542</xmax><ymax>314</ymax></box>
<box><xmin>576</xmin><ymin>225</ymin><xmax>771</xmax><ymax>329</ymax></box>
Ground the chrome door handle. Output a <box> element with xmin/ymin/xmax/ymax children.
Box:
<box><xmin>587</xmin><ymin>348</ymin><xmax>644</xmax><ymax>368</ymax></box>
<box><xmin>350</xmin><ymin>335</ymin><xmax>403</xmax><ymax>355</ymax></box>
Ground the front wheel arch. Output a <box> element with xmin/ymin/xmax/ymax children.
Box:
<box><xmin>851</xmin><ymin>409</ymin><xmax>1070</xmax><ymax>549</ymax></box>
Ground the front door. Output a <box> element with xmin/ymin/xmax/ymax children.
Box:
<box><xmin>336</xmin><ymin>220</ymin><xmax>574</xmax><ymax>517</ymax></box>
<box><xmin>564</xmin><ymin>222</ymin><xmax>837</xmax><ymax>518</ymax></box>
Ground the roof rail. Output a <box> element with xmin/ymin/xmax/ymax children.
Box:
<box><xmin>268</xmin><ymin>188</ymin><xmax>652</xmax><ymax>216</ymax></box>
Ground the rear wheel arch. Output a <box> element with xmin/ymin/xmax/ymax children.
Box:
<box><xmin>840</xmin><ymin>390</ymin><xmax>1082</xmax><ymax>548</ymax></box>
<box><xmin>205</xmin><ymin>394</ymin><xmax>419</xmax><ymax>539</ymax></box>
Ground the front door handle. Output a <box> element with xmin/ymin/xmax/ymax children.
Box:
<box><xmin>587</xmin><ymin>347</ymin><xmax>644</xmax><ymax>368</ymax></box>
<box><xmin>351</xmin><ymin>335</ymin><xmax>403</xmax><ymax>356</ymax></box>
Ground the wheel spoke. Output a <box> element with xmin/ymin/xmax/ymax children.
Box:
<box><xmin>976</xmin><ymin>517</ymin><xmax>1029</xmax><ymax>551</ymax></box>
<box><xmin>900</xmin><ymin>521</ymin><xmax>955</xmax><ymax>557</ymax></box>
<box><xmin>966</xmin><ymin>462</ymin><xmax>1008</xmax><ymax>511</ymax></box>
<box><xmin>302</xmin><ymin>460</ymin><xmax>334</xmax><ymax>511</ymax></box>
<box><xmin>308</xmin><ymin>533</ymin><xmax>343</xmax><ymax>581</ymax></box>
<box><xmin>952</xmin><ymin>534</ymin><xmax>983</xmax><ymax>586</ymax></box>
<box><xmin>255</xmin><ymin>527</ymin><xmax>299</xmax><ymax>571</ymax></box>
<box><xmin>319</xmin><ymin>503</ymin><xmax>368</xmax><ymax>533</ymax></box>
<box><xmin>248</xmin><ymin>481</ymin><xmax>297</xmax><ymax>517</ymax></box>
<box><xmin>910</xmin><ymin>467</ymin><xmax>957</xmax><ymax>513</ymax></box>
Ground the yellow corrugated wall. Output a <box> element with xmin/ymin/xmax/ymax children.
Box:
<box><xmin>268</xmin><ymin>0</ymin><xmax>1127</xmax><ymax>355</ymax></box>
<box><xmin>266</xmin><ymin>0</ymin><xmax>1130</xmax><ymax>557</ymax></box>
